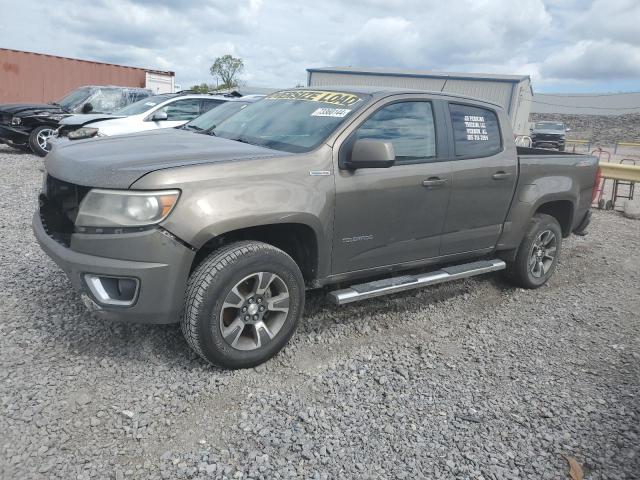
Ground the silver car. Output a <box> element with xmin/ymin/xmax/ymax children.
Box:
<box><xmin>56</xmin><ymin>93</ymin><xmax>230</xmax><ymax>141</ymax></box>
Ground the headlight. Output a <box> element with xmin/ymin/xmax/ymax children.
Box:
<box><xmin>11</xmin><ymin>117</ymin><xmax>21</xmax><ymax>125</ymax></box>
<box><xmin>68</xmin><ymin>127</ymin><xmax>99</xmax><ymax>140</ymax></box>
<box><xmin>76</xmin><ymin>189</ymin><xmax>180</xmax><ymax>228</ymax></box>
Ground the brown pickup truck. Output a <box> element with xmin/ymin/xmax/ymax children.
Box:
<box><xmin>34</xmin><ymin>87</ymin><xmax>599</xmax><ymax>368</ymax></box>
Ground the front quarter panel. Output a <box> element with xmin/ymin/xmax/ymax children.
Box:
<box><xmin>131</xmin><ymin>146</ymin><xmax>336</xmax><ymax>277</ymax></box>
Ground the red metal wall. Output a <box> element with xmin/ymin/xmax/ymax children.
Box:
<box><xmin>0</xmin><ymin>49</ymin><xmax>153</xmax><ymax>103</ymax></box>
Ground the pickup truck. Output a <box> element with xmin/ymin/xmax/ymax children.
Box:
<box><xmin>530</xmin><ymin>121</ymin><xmax>569</xmax><ymax>151</ymax></box>
<box><xmin>33</xmin><ymin>88</ymin><xmax>599</xmax><ymax>369</ymax></box>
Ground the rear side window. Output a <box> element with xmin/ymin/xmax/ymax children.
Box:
<box><xmin>449</xmin><ymin>104</ymin><xmax>501</xmax><ymax>158</ymax></box>
<box><xmin>356</xmin><ymin>101</ymin><xmax>436</xmax><ymax>163</ymax></box>
<box><xmin>200</xmin><ymin>99</ymin><xmax>224</xmax><ymax>114</ymax></box>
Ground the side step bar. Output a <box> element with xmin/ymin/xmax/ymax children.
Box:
<box><xmin>328</xmin><ymin>259</ymin><xmax>506</xmax><ymax>305</ymax></box>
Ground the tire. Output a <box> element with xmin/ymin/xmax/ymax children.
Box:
<box><xmin>181</xmin><ymin>241</ymin><xmax>305</xmax><ymax>369</ymax></box>
<box><xmin>505</xmin><ymin>213</ymin><xmax>562</xmax><ymax>289</ymax></box>
<box><xmin>558</xmin><ymin>145</ymin><xmax>565</xmax><ymax>152</ymax></box>
<box><xmin>28</xmin><ymin>125</ymin><xmax>56</xmax><ymax>157</ymax></box>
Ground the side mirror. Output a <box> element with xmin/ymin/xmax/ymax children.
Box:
<box><xmin>151</xmin><ymin>111</ymin><xmax>168</xmax><ymax>121</ymax></box>
<box><xmin>346</xmin><ymin>139</ymin><xmax>395</xmax><ymax>169</ymax></box>
<box><xmin>82</xmin><ymin>102</ymin><xmax>93</xmax><ymax>114</ymax></box>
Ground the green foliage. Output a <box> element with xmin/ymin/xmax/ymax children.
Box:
<box><xmin>189</xmin><ymin>83</ymin><xmax>213</xmax><ymax>94</ymax></box>
<box><xmin>210</xmin><ymin>55</ymin><xmax>244</xmax><ymax>89</ymax></box>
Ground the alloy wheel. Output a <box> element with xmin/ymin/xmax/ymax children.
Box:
<box><xmin>37</xmin><ymin>128</ymin><xmax>55</xmax><ymax>151</ymax></box>
<box><xmin>218</xmin><ymin>272</ymin><xmax>290</xmax><ymax>351</ymax></box>
<box><xmin>528</xmin><ymin>229</ymin><xmax>557</xmax><ymax>278</ymax></box>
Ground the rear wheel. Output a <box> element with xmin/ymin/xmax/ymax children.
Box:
<box><xmin>505</xmin><ymin>213</ymin><xmax>562</xmax><ymax>289</ymax></box>
<box><xmin>181</xmin><ymin>241</ymin><xmax>305</xmax><ymax>369</ymax></box>
<box><xmin>28</xmin><ymin>125</ymin><xmax>56</xmax><ymax>157</ymax></box>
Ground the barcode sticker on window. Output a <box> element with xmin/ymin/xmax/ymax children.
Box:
<box><xmin>311</xmin><ymin>108</ymin><xmax>351</xmax><ymax>118</ymax></box>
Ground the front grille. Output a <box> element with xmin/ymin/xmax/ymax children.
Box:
<box><xmin>39</xmin><ymin>176</ymin><xmax>90</xmax><ymax>247</ymax></box>
<box><xmin>535</xmin><ymin>133</ymin><xmax>562</xmax><ymax>141</ymax></box>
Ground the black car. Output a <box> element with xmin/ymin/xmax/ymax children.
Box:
<box><xmin>0</xmin><ymin>86</ymin><xmax>151</xmax><ymax>156</ymax></box>
<box><xmin>530</xmin><ymin>121</ymin><xmax>569</xmax><ymax>151</ymax></box>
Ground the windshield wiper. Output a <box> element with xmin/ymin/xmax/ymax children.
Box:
<box><xmin>232</xmin><ymin>136</ymin><xmax>253</xmax><ymax>145</ymax></box>
<box><xmin>184</xmin><ymin>124</ymin><xmax>203</xmax><ymax>131</ymax></box>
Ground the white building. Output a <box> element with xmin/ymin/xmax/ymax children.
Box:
<box><xmin>307</xmin><ymin>66</ymin><xmax>533</xmax><ymax>136</ymax></box>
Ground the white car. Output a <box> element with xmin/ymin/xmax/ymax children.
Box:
<box><xmin>56</xmin><ymin>93</ymin><xmax>230</xmax><ymax>141</ymax></box>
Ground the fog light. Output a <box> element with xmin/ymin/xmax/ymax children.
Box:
<box><xmin>84</xmin><ymin>274</ymin><xmax>139</xmax><ymax>306</ymax></box>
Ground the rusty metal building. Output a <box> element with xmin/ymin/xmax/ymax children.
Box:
<box><xmin>0</xmin><ymin>48</ymin><xmax>175</xmax><ymax>103</ymax></box>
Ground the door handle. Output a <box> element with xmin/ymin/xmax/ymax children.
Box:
<box><xmin>422</xmin><ymin>177</ymin><xmax>447</xmax><ymax>188</ymax></box>
<box><xmin>492</xmin><ymin>171</ymin><xmax>512</xmax><ymax>180</ymax></box>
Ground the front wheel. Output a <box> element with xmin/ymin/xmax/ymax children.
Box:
<box><xmin>181</xmin><ymin>241</ymin><xmax>305</xmax><ymax>369</ymax></box>
<box><xmin>28</xmin><ymin>125</ymin><xmax>56</xmax><ymax>157</ymax></box>
<box><xmin>505</xmin><ymin>213</ymin><xmax>562</xmax><ymax>289</ymax></box>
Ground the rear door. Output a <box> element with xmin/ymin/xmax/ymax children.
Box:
<box><xmin>440</xmin><ymin>103</ymin><xmax>518</xmax><ymax>255</ymax></box>
<box><xmin>332</xmin><ymin>98</ymin><xmax>452</xmax><ymax>274</ymax></box>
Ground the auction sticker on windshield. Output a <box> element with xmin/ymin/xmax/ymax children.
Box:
<box><xmin>267</xmin><ymin>90</ymin><xmax>362</xmax><ymax>107</ymax></box>
<box><xmin>311</xmin><ymin>107</ymin><xmax>351</xmax><ymax>118</ymax></box>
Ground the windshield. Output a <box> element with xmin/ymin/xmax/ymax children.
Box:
<box><xmin>57</xmin><ymin>87</ymin><xmax>93</xmax><ymax>111</ymax></box>
<box><xmin>114</xmin><ymin>94</ymin><xmax>173</xmax><ymax>116</ymax></box>
<box><xmin>536</xmin><ymin>122</ymin><xmax>564</xmax><ymax>131</ymax></box>
<box><xmin>185</xmin><ymin>101</ymin><xmax>250</xmax><ymax>132</ymax></box>
<box><xmin>213</xmin><ymin>90</ymin><xmax>370</xmax><ymax>153</ymax></box>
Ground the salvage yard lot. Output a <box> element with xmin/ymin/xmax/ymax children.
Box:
<box><xmin>0</xmin><ymin>145</ymin><xmax>638</xmax><ymax>479</ymax></box>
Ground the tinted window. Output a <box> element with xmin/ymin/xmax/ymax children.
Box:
<box><xmin>160</xmin><ymin>98</ymin><xmax>201</xmax><ymax>121</ymax></box>
<box><xmin>200</xmin><ymin>99</ymin><xmax>224</xmax><ymax>114</ymax></box>
<box><xmin>355</xmin><ymin>102</ymin><xmax>436</xmax><ymax>163</ymax></box>
<box><xmin>57</xmin><ymin>88</ymin><xmax>93</xmax><ymax>111</ymax></box>
<box><xmin>449</xmin><ymin>104</ymin><xmax>501</xmax><ymax>158</ymax></box>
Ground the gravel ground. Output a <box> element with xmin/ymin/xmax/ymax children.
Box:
<box><xmin>1</xmin><ymin>145</ymin><xmax>639</xmax><ymax>480</ymax></box>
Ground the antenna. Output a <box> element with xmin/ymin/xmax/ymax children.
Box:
<box><xmin>440</xmin><ymin>77</ymin><xmax>449</xmax><ymax>92</ymax></box>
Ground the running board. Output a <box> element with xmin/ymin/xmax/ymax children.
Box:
<box><xmin>328</xmin><ymin>259</ymin><xmax>506</xmax><ymax>305</ymax></box>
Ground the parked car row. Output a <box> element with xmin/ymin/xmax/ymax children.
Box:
<box><xmin>32</xmin><ymin>86</ymin><xmax>599</xmax><ymax>369</ymax></box>
<box><xmin>0</xmin><ymin>86</ymin><xmax>152</xmax><ymax>155</ymax></box>
<box><xmin>0</xmin><ymin>85</ymin><xmax>259</xmax><ymax>156</ymax></box>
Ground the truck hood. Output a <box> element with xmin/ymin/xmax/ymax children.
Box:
<box><xmin>533</xmin><ymin>129</ymin><xmax>565</xmax><ymax>136</ymax></box>
<box><xmin>0</xmin><ymin>103</ymin><xmax>64</xmax><ymax>116</ymax></box>
<box><xmin>45</xmin><ymin>129</ymin><xmax>288</xmax><ymax>188</ymax></box>
<box><xmin>59</xmin><ymin>113</ymin><xmax>125</xmax><ymax>126</ymax></box>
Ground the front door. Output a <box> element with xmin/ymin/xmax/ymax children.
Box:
<box><xmin>332</xmin><ymin>100</ymin><xmax>451</xmax><ymax>275</ymax></box>
<box><xmin>440</xmin><ymin>103</ymin><xmax>518</xmax><ymax>255</ymax></box>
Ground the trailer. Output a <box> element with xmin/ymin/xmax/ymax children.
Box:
<box><xmin>0</xmin><ymin>48</ymin><xmax>175</xmax><ymax>103</ymax></box>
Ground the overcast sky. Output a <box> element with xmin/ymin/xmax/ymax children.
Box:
<box><xmin>1</xmin><ymin>0</ymin><xmax>638</xmax><ymax>93</ymax></box>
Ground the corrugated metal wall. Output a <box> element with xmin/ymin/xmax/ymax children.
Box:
<box><xmin>0</xmin><ymin>49</ymin><xmax>148</xmax><ymax>103</ymax></box>
<box><xmin>308</xmin><ymin>71</ymin><xmax>533</xmax><ymax>135</ymax></box>
<box><xmin>511</xmin><ymin>79</ymin><xmax>532</xmax><ymax>135</ymax></box>
<box><xmin>309</xmin><ymin>71</ymin><xmax>514</xmax><ymax>108</ymax></box>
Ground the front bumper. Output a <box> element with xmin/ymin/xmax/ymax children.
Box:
<box><xmin>0</xmin><ymin>124</ymin><xmax>30</xmax><ymax>145</ymax></box>
<box><xmin>532</xmin><ymin>137</ymin><xmax>565</xmax><ymax>149</ymax></box>
<box><xmin>33</xmin><ymin>212</ymin><xmax>195</xmax><ymax>324</ymax></box>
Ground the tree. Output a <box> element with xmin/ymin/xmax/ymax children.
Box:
<box><xmin>189</xmin><ymin>83</ymin><xmax>212</xmax><ymax>93</ymax></box>
<box><xmin>210</xmin><ymin>55</ymin><xmax>244</xmax><ymax>89</ymax></box>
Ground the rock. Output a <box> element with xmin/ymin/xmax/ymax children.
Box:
<box><xmin>623</xmin><ymin>201</ymin><xmax>640</xmax><ymax>220</ymax></box>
